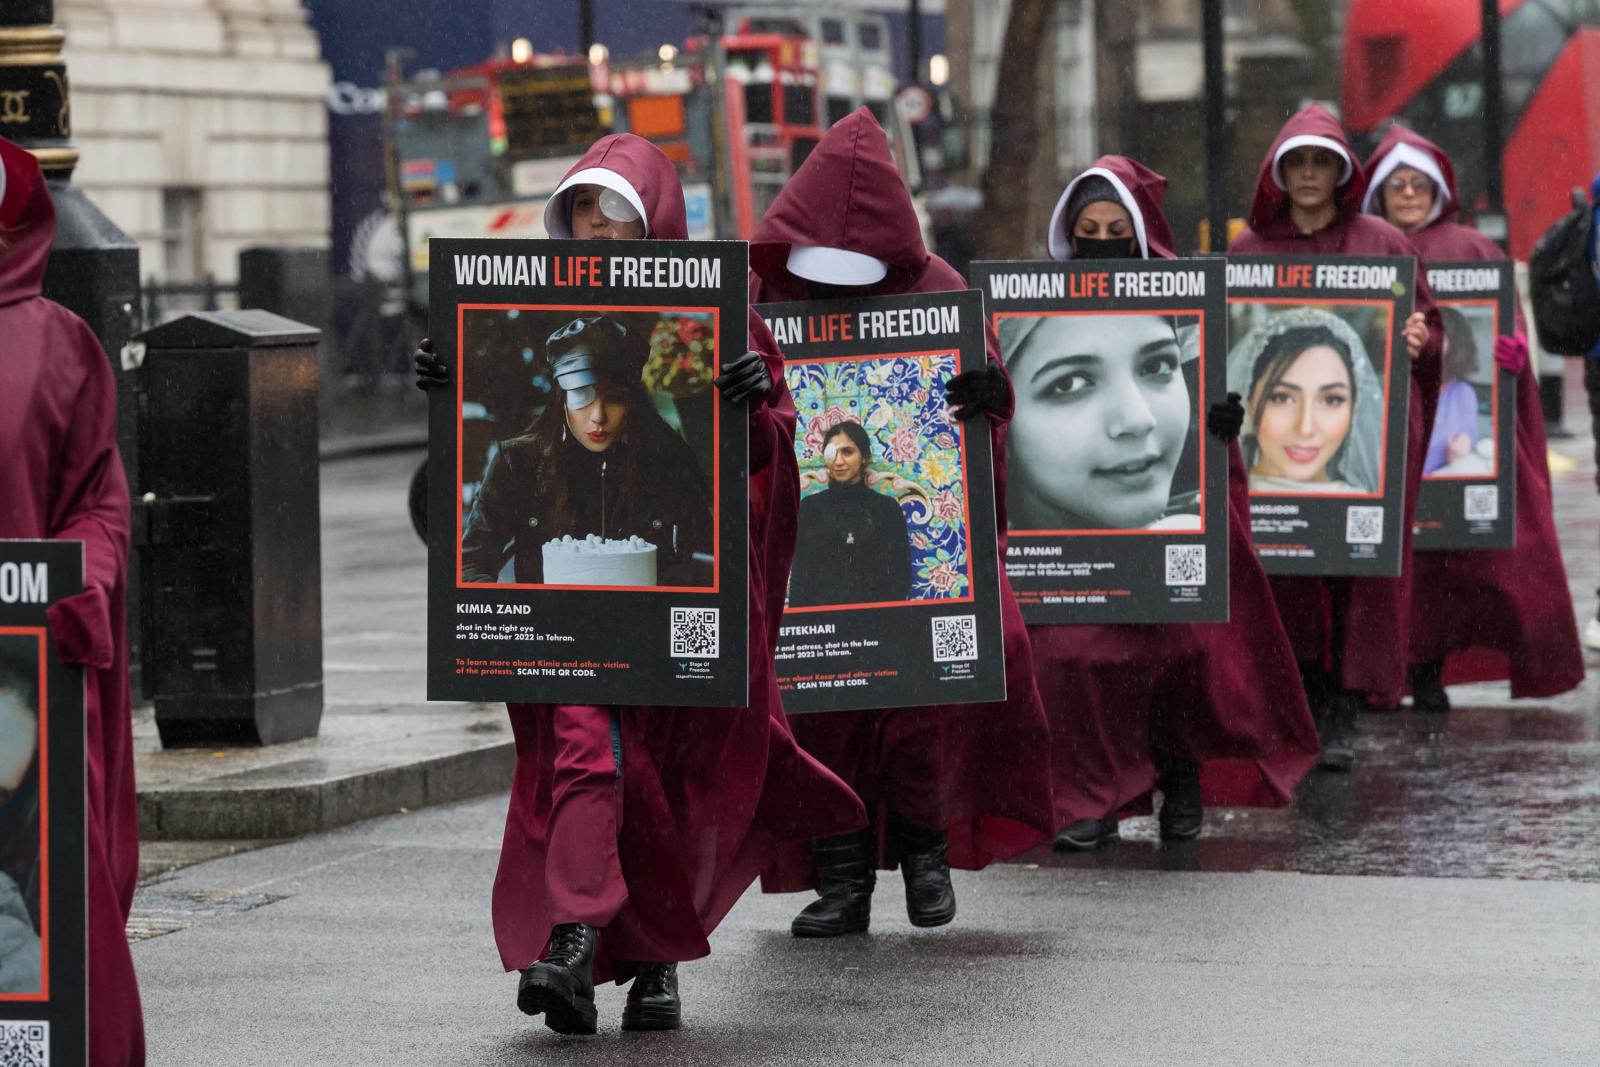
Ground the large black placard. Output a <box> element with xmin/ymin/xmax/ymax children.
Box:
<box><xmin>971</xmin><ymin>258</ymin><xmax>1230</xmax><ymax>624</ymax></box>
<box><xmin>1226</xmin><ymin>255</ymin><xmax>1414</xmax><ymax>576</ymax></box>
<box><xmin>1414</xmin><ymin>262</ymin><xmax>1518</xmax><ymax>550</ymax></box>
<box><xmin>427</xmin><ymin>239</ymin><xmax>750</xmax><ymax>706</ymax></box>
<box><xmin>757</xmin><ymin>290</ymin><xmax>1006</xmax><ymax>713</ymax></box>
<box><xmin>0</xmin><ymin>541</ymin><xmax>86</xmax><ymax>1067</ymax></box>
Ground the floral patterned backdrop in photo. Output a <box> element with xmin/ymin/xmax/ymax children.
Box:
<box><xmin>785</xmin><ymin>352</ymin><xmax>971</xmax><ymax>601</ymax></box>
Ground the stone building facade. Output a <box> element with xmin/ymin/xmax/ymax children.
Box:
<box><xmin>57</xmin><ymin>0</ymin><xmax>331</xmax><ymax>290</ymax></box>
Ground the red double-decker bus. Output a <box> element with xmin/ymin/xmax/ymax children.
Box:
<box><xmin>1343</xmin><ymin>0</ymin><xmax>1600</xmax><ymax>259</ymax></box>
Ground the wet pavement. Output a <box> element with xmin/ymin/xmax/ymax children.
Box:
<box><xmin>129</xmin><ymin>365</ymin><xmax>1600</xmax><ymax>1063</ymax></box>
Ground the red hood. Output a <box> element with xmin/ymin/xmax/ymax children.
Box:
<box><xmin>1046</xmin><ymin>155</ymin><xmax>1175</xmax><ymax>260</ymax></box>
<box><xmin>749</xmin><ymin>107</ymin><xmax>928</xmax><ymax>296</ymax></box>
<box><xmin>1247</xmin><ymin>104</ymin><xmax>1367</xmax><ymax>234</ymax></box>
<box><xmin>1360</xmin><ymin>124</ymin><xmax>1459</xmax><ymax>229</ymax></box>
<box><xmin>0</xmin><ymin>136</ymin><xmax>52</xmax><ymax>307</ymax></box>
<box><xmin>544</xmin><ymin>133</ymin><xmax>686</xmax><ymax>240</ymax></box>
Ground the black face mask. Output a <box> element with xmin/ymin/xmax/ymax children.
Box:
<box><xmin>1073</xmin><ymin>236</ymin><xmax>1138</xmax><ymax>260</ymax></box>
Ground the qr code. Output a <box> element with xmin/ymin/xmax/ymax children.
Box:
<box><xmin>670</xmin><ymin>607</ymin><xmax>719</xmax><ymax>658</ymax></box>
<box><xmin>0</xmin><ymin>1022</ymin><xmax>48</xmax><ymax>1066</ymax></box>
<box><xmin>1164</xmin><ymin>545</ymin><xmax>1206</xmax><ymax>586</ymax></box>
<box><xmin>931</xmin><ymin>615</ymin><xmax>979</xmax><ymax>663</ymax></box>
<box><xmin>1346</xmin><ymin>505</ymin><xmax>1384</xmax><ymax>545</ymax></box>
<box><xmin>1464</xmin><ymin>485</ymin><xmax>1499</xmax><ymax>521</ymax></box>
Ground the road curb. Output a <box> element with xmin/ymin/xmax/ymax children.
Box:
<box><xmin>137</xmin><ymin>739</ymin><xmax>514</xmax><ymax>841</ymax></box>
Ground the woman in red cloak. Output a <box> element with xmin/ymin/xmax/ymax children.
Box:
<box><xmin>1022</xmin><ymin>156</ymin><xmax>1319</xmax><ymax>850</ymax></box>
<box><xmin>0</xmin><ymin>135</ymin><xmax>144</xmax><ymax>1065</ymax></box>
<box><xmin>417</xmin><ymin>134</ymin><xmax>864</xmax><ymax>1035</ymax></box>
<box><xmin>1228</xmin><ymin>105</ymin><xmax>1443</xmax><ymax>768</ymax></box>
<box><xmin>1362</xmin><ymin>126</ymin><xmax>1583</xmax><ymax>706</ymax></box>
<box><xmin>750</xmin><ymin>109</ymin><xmax>1054</xmax><ymax>936</ymax></box>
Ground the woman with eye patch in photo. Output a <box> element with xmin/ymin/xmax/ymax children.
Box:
<box><xmin>1229</xmin><ymin>104</ymin><xmax>1443</xmax><ymax>768</ymax></box>
<box><xmin>1019</xmin><ymin>156</ymin><xmax>1317</xmax><ymax>852</ymax></box>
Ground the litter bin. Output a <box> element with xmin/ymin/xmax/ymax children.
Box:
<box><xmin>133</xmin><ymin>309</ymin><xmax>324</xmax><ymax>746</ymax></box>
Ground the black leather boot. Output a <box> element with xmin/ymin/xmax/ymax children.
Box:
<box><xmin>621</xmin><ymin>962</ymin><xmax>680</xmax><ymax>1032</ymax></box>
<box><xmin>517</xmin><ymin>923</ymin><xmax>599</xmax><ymax>1035</ymax></box>
<box><xmin>889</xmin><ymin>813</ymin><xmax>956</xmax><ymax>928</ymax></box>
<box><xmin>1053</xmin><ymin>815</ymin><xmax>1119</xmax><ymax>851</ymax></box>
<box><xmin>1156</xmin><ymin>756</ymin><xmax>1204</xmax><ymax>841</ymax></box>
<box><xmin>1411</xmin><ymin>660</ymin><xmax>1450</xmax><ymax>711</ymax></box>
<box><xmin>1317</xmin><ymin>691</ymin><xmax>1358</xmax><ymax>771</ymax></box>
<box><xmin>791</xmin><ymin>829</ymin><xmax>875</xmax><ymax>937</ymax></box>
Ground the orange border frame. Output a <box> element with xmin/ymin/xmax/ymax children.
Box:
<box><xmin>782</xmin><ymin>347</ymin><xmax>980</xmax><ymax>614</ymax></box>
<box><xmin>454</xmin><ymin>303</ymin><xmax>724</xmax><ymax>594</ymax></box>
<box><xmin>1421</xmin><ymin>297</ymin><xmax>1502</xmax><ymax>482</ymax></box>
<box><xmin>0</xmin><ymin>625</ymin><xmax>48</xmax><ymax>1003</ymax></box>
<box><xmin>1227</xmin><ymin>296</ymin><xmax>1397</xmax><ymax>500</ymax></box>
<box><xmin>992</xmin><ymin>307</ymin><xmax>1211</xmax><ymax>537</ymax></box>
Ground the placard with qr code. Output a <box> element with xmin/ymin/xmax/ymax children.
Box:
<box><xmin>1225</xmin><ymin>255</ymin><xmax>1415</xmax><ymax>576</ymax></box>
<box><xmin>1412</xmin><ymin>263</ymin><xmax>1518</xmax><ymax>550</ymax></box>
<box><xmin>756</xmin><ymin>290</ymin><xmax>1007</xmax><ymax>713</ymax></box>
<box><xmin>425</xmin><ymin>239</ymin><xmax>751</xmax><ymax>707</ymax></box>
<box><xmin>969</xmin><ymin>258</ymin><xmax>1230</xmax><ymax>624</ymax></box>
<box><xmin>0</xmin><ymin>541</ymin><xmax>88</xmax><ymax>1066</ymax></box>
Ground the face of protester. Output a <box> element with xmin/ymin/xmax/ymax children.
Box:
<box><xmin>1382</xmin><ymin>165</ymin><xmax>1437</xmax><ymax>232</ymax></box>
<box><xmin>564</xmin><ymin>385</ymin><xmax>630</xmax><ymax>453</ymax></box>
<box><xmin>1010</xmin><ymin>315</ymin><xmax>1189</xmax><ymax>528</ymax></box>
<box><xmin>1249</xmin><ymin>345</ymin><xmax>1353</xmax><ymax>483</ymax></box>
<box><xmin>1280</xmin><ymin>146</ymin><xmax>1342</xmax><ymax>214</ymax></box>
<box><xmin>1072</xmin><ymin>200</ymin><xmax>1134</xmax><ymax>245</ymax></box>
<box><xmin>568</xmin><ymin>184</ymin><xmax>646</xmax><ymax>240</ymax></box>
<box><xmin>824</xmin><ymin>433</ymin><xmax>866</xmax><ymax>486</ymax></box>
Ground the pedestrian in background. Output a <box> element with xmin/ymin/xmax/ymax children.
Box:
<box><xmin>1363</xmin><ymin>125</ymin><xmax>1583</xmax><ymax>704</ymax></box>
<box><xmin>416</xmin><ymin>134</ymin><xmax>864</xmax><ymax>1036</ymax></box>
<box><xmin>1025</xmin><ymin>156</ymin><xmax>1317</xmax><ymax>851</ymax></box>
<box><xmin>0</xmin><ymin>134</ymin><xmax>145</xmax><ymax>1066</ymax></box>
<box><xmin>750</xmin><ymin>109</ymin><xmax>1055</xmax><ymax>936</ymax></box>
<box><xmin>1228</xmin><ymin>105</ymin><xmax>1442</xmax><ymax>769</ymax></box>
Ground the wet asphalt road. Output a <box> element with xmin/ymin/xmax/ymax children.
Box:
<box><xmin>130</xmin><ymin>372</ymin><xmax>1600</xmax><ymax>1063</ymax></box>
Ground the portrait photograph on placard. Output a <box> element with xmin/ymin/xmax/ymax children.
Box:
<box><xmin>457</xmin><ymin>305</ymin><xmax>718</xmax><ymax>591</ymax></box>
<box><xmin>970</xmin><ymin>257</ymin><xmax>1228</xmax><ymax>624</ymax></box>
<box><xmin>758</xmin><ymin>289</ymin><xmax>1006</xmax><ymax>714</ymax></box>
<box><xmin>1414</xmin><ymin>262</ymin><xmax>1518</xmax><ymax>550</ymax></box>
<box><xmin>425</xmin><ymin>237</ymin><xmax>750</xmax><ymax>708</ymax></box>
<box><xmin>1227</xmin><ymin>302</ymin><xmax>1393</xmax><ymax>498</ymax></box>
<box><xmin>1000</xmin><ymin>311</ymin><xmax>1203</xmax><ymax>534</ymax></box>
<box><xmin>1223</xmin><ymin>253</ymin><xmax>1414</xmax><ymax>576</ymax></box>
<box><xmin>786</xmin><ymin>352</ymin><xmax>974</xmax><ymax>611</ymax></box>
<box><xmin>0</xmin><ymin>632</ymin><xmax>42</xmax><ymax>998</ymax></box>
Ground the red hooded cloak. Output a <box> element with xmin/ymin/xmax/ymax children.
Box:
<box><xmin>1033</xmin><ymin>156</ymin><xmax>1317</xmax><ymax>824</ymax></box>
<box><xmin>1228</xmin><ymin>105</ymin><xmax>1445</xmax><ymax>705</ymax></box>
<box><xmin>1364</xmin><ymin>126</ymin><xmax>1583</xmax><ymax>698</ymax></box>
<box><xmin>490</xmin><ymin>135</ymin><xmax>864</xmax><ymax>982</ymax></box>
<box><xmin>0</xmin><ymin>137</ymin><xmax>144</xmax><ymax>1065</ymax></box>
<box><xmin>749</xmin><ymin>109</ymin><xmax>1054</xmax><ymax>889</ymax></box>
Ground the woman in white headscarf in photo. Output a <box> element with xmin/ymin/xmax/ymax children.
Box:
<box><xmin>1229</xmin><ymin>306</ymin><xmax>1384</xmax><ymax>496</ymax></box>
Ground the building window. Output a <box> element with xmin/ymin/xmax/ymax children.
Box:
<box><xmin>162</xmin><ymin>188</ymin><xmax>204</xmax><ymax>282</ymax></box>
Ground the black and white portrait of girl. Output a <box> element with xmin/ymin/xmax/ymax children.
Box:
<box><xmin>1000</xmin><ymin>313</ymin><xmax>1203</xmax><ymax>532</ymax></box>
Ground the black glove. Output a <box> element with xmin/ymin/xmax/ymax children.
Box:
<box><xmin>945</xmin><ymin>363</ymin><xmax>1010</xmax><ymax>421</ymax></box>
<box><xmin>414</xmin><ymin>336</ymin><xmax>449</xmax><ymax>391</ymax></box>
<box><xmin>713</xmin><ymin>350</ymin><xmax>773</xmax><ymax>406</ymax></box>
<box><xmin>1206</xmin><ymin>392</ymin><xmax>1244</xmax><ymax>443</ymax></box>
